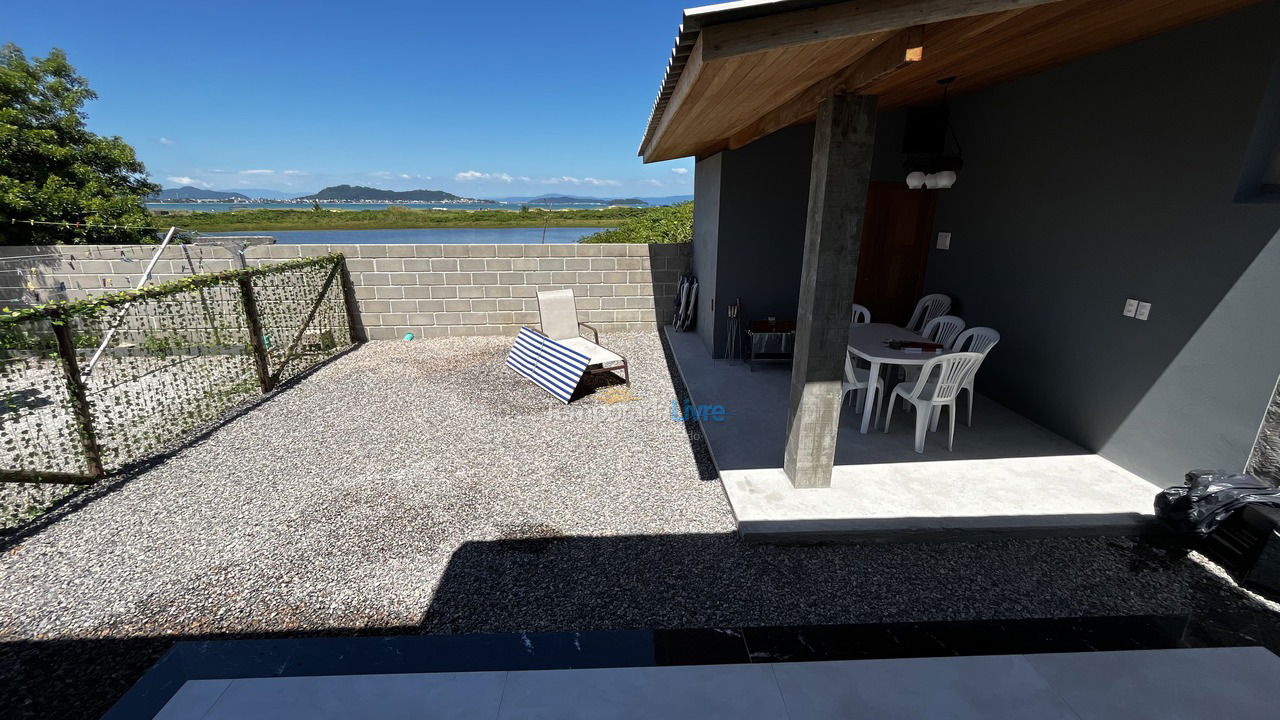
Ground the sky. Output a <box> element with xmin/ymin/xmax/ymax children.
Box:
<box><xmin>6</xmin><ymin>0</ymin><xmax>698</xmax><ymax>198</ymax></box>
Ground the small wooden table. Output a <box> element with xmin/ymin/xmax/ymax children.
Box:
<box><xmin>847</xmin><ymin>322</ymin><xmax>947</xmax><ymax>434</ymax></box>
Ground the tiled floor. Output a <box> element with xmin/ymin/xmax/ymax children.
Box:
<box><xmin>664</xmin><ymin>327</ymin><xmax>1162</xmax><ymax>541</ymax></box>
<box><xmin>151</xmin><ymin>647</ymin><xmax>1280</xmax><ymax>719</ymax></box>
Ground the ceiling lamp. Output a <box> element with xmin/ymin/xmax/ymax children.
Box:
<box><xmin>902</xmin><ymin>77</ymin><xmax>964</xmax><ymax>191</ymax></box>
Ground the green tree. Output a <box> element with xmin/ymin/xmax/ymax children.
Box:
<box><xmin>0</xmin><ymin>44</ymin><xmax>160</xmax><ymax>245</ymax></box>
<box><xmin>581</xmin><ymin>202</ymin><xmax>693</xmax><ymax>244</ymax></box>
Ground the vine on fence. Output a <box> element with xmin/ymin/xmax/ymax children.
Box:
<box><xmin>0</xmin><ymin>253</ymin><xmax>354</xmax><ymax>487</ymax></box>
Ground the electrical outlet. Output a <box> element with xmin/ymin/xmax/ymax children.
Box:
<box><xmin>1123</xmin><ymin>299</ymin><xmax>1138</xmax><ymax>317</ymax></box>
<box><xmin>937</xmin><ymin>232</ymin><xmax>952</xmax><ymax>250</ymax></box>
<box><xmin>1135</xmin><ymin>301</ymin><xmax>1151</xmax><ymax>321</ymax></box>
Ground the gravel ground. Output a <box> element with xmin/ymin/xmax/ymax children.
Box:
<box><xmin>1</xmin><ymin>331</ymin><xmax>1277</xmax><ymax>718</ymax></box>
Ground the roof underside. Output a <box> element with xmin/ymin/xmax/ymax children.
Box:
<box><xmin>639</xmin><ymin>0</ymin><xmax>1261</xmax><ymax>162</ymax></box>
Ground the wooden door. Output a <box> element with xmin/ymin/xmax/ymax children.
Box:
<box><xmin>853</xmin><ymin>182</ymin><xmax>937</xmax><ymax>326</ymax></box>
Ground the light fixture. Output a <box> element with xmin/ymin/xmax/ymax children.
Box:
<box><xmin>901</xmin><ymin>77</ymin><xmax>964</xmax><ymax>190</ymax></box>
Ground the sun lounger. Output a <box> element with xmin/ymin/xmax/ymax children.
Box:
<box><xmin>505</xmin><ymin>289</ymin><xmax>629</xmax><ymax>403</ymax></box>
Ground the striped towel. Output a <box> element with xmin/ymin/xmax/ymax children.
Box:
<box><xmin>506</xmin><ymin>327</ymin><xmax>590</xmax><ymax>404</ymax></box>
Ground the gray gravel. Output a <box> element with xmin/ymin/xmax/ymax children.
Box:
<box><xmin>0</xmin><ymin>332</ymin><xmax>1277</xmax><ymax>718</ymax></box>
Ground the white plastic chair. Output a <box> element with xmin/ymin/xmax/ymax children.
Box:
<box><xmin>906</xmin><ymin>293</ymin><xmax>951</xmax><ymax>333</ymax></box>
<box><xmin>850</xmin><ymin>303</ymin><xmax>871</xmax><ymax>325</ymax></box>
<box><xmin>884</xmin><ymin>351</ymin><xmax>984</xmax><ymax>453</ymax></box>
<box><xmin>841</xmin><ymin>350</ymin><xmax>884</xmax><ymax>416</ymax></box>
<box><xmin>951</xmin><ymin>327</ymin><xmax>1000</xmax><ymax>426</ymax></box>
<box><xmin>921</xmin><ymin>315</ymin><xmax>966</xmax><ymax>348</ymax></box>
<box><xmin>900</xmin><ymin>315</ymin><xmax>965</xmax><ymax>392</ymax></box>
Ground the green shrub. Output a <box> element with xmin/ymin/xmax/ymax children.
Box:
<box><xmin>581</xmin><ymin>202</ymin><xmax>692</xmax><ymax>244</ymax></box>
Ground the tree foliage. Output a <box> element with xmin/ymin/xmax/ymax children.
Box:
<box><xmin>581</xmin><ymin>202</ymin><xmax>693</xmax><ymax>244</ymax></box>
<box><xmin>0</xmin><ymin>44</ymin><xmax>159</xmax><ymax>245</ymax></box>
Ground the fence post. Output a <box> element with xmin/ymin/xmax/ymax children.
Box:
<box><xmin>237</xmin><ymin>276</ymin><xmax>274</xmax><ymax>393</ymax></box>
<box><xmin>51</xmin><ymin>317</ymin><xmax>105</xmax><ymax>479</ymax></box>
<box><xmin>337</xmin><ymin>255</ymin><xmax>363</xmax><ymax>344</ymax></box>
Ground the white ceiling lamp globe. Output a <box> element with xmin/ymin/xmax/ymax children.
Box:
<box><xmin>923</xmin><ymin>173</ymin><xmax>940</xmax><ymax>189</ymax></box>
<box><xmin>935</xmin><ymin>170</ymin><xmax>957</xmax><ymax>189</ymax></box>
<box><xmin>905</xmin><ymin>171</ymin><xmax>926</xmax><ymax>189</ymax></box>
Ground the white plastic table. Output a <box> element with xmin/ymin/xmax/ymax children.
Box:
<box><xmin>847</xmin><ymin>322</ymin><xmax>948</xmax><ymax>434</ymax></box>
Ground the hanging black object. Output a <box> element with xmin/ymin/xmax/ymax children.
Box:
<box><xmin>1155</xmin><ymin>469</ymin><xmax>1280</xmax><ymax>537</ymax></box>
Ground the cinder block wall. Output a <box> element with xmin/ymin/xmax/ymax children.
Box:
<box><xmin>0</xmin><ymin>243</ymin><xmax>691</xmax><ymax>339</ymax></box>
<box><xmin>0</xmin><ymin>244</ymin><xmax>237</xmax><ymax>302</ymax></box>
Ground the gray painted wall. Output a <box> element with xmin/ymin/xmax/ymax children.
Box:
<box><xmin>925</xmin><ymin>1</ymin><xmax>1280</xmax><ymax>483</ymax></box>
<box><xmin>692</xmin><ymin>153</ymin><xmax>722</xmax><ymax>352</ymax></box>
<box><xmin>689</xmin><ymin>112</ymin><xmax>907</xmax><ymax>357</ymax></box>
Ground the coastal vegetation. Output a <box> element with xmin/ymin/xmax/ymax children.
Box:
<box><xmin>580</xmin><ymin>202</ymin><xmax>693</xmax><ymax>244</ymax></box>
<box><xmin>157</xmin><ymin>204</ymin><xmax>656</xmax><ymax>233</ymax></box>
<box><xmin>1</xmin><ymin>44</ymin><xmax>158</xmax><ymax>245</ymax></box>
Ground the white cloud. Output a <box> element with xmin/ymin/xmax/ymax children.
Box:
<box><xmin>455</xmin><ymin>170</ymin><xmax>521</xmax><ymax>183</ymax></box>
<box><xmin>670</xmin><ymin>167</ymin><xmax>689</xmax><ymax>175</ymax></box>
<box><xmin>239</xmin><ymin>169</ymin><xmax>275</xmax><ymax>175</ymax></box>
<box><xmin>282</xmin><ymin>169</ymin><xmax>307</xmax><ymax>175</ymax></box>
<box><xmin>640</xmin><ymin>179</ymin><xmax>664</xmax><ymax>187</ymax></box>
<box><xmin>158</xmin><ymin>137</ymin><xmax>175</xmax><ymax>146</ymax></box>
<box><xmin>537</xmin><ymin>175</ymin><xmax>621</xmax><ymax>187</ymax></box>
<box><xmin>167</xmin><ymin>176</ymin><xmax>209</xmax><ymax>188</ymax></box>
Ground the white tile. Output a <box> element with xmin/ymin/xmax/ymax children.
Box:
<box><xmin>1028</xmin><ymin>647</ymin><xmax>1280</xmax><ymax>720</ymax></box>
<box><xmin>496</xmin><ymin>663</ymin><xmax>787</xmax><ymax>720</ymax></box>
<box><xmin>153</xmin><ymin>679</ymin><xmax>231</xmax><ymax>720</ymax></box>
<box><xmin>199</xmin><ymin>671</ymin><xmax>507</xmax><ymax>720</ymax></box>
<box><xmin>772</xmin><ymin>655</ymin><xmax>1081</xmax><ymax>720</ymax></box>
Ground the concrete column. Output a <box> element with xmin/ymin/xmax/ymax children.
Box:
<box><xmin>783</xmin><ymin>93</ymin><xmax>878</xmax><ymax>489</ymax></box>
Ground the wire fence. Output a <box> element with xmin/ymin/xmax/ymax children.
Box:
<box><xmin>0</xmin><ymin>254</ymin><xmax>354</xmax><ymax>483</ymax></box>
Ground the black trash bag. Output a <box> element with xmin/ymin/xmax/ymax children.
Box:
<box><xmin>1155</xmin><ymin>469</ymin><xmax>1280</xmax><ymax>537</ymax></box>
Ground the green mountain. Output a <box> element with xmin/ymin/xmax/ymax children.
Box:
<box><xmin>149</xmin><ymin>186</ymin><xmax>250</xmax><ymax>201</ymax></box>
<box><xmin>300</xmin><ymin>185</ymin><xmax>481</xmax><ymax>202</ymax></box>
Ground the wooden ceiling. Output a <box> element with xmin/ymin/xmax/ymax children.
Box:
<box><xmin>639</xmin><ymin>0</ymin><xmax>1262</xmax><ymax>162</ymax></box>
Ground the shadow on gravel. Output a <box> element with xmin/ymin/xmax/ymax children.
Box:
<box><xmin>657</xmin><ymin>328</ymin><xmax>719</xmax><ymax>482</ymax></box>
<box><xmin>5</xmin><ymin>531</ymin><xmax>1280</xmax><ymax>719</ymax></box>
<box><xmin>0</xmin><ymin>344</ymin><xmax>365</xmax><ymax>552</ymax></box>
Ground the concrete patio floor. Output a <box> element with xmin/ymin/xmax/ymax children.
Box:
<box><xmin>664</xmin><ymin>327</ymin><xmax>1162</xmax><ymax>542</ymax></box>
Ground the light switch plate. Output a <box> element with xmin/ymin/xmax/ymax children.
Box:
<box><xmin>1135</xmin><ymin>301</ymin><xmax>1151</xmax><ymax>320</ymax></box>
<box><xmin>937</xmin><ymin>232</ymin><xmax>952</xmax><ymax>250</ymax></box>
<box><xmin>1123</xmin><ymin>299</ymin><xmax>1138</xmax><ymax>317</ymax></box>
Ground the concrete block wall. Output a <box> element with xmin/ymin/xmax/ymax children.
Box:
<box><xmin>244</xmin><ymin>243</ymin><xmax>690</xmax><ymax>339</ymax></box>
<box><xmin>0</xmin><ymin>244</ymin><xmax>237</xmax><ymax>303</ymax></box>
<box><xmin>0</xmin><ymin>243</ymin><xmax>692</xmax><ymax>339</ymax></box>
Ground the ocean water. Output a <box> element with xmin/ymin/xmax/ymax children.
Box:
<box><xmin>201</xmin><ymin>227</ymin><xmax>602</xmax><ymax>244</ymax></box>
<box><xmin>147</xmin><ymin>201</ymin><xmax>631</xmax><ymax>213</ymax></box>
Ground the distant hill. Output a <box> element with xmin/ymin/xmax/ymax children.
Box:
<box><xmin>235</xmin><ymin>188</ymin><xmax>305</xmax><ymax>200</ymax></box>
<box><xmin>148</xmin><ymin>186</ymin><xmax>250</xmax><ymax>201</ymax></box>
<box><xmin>639</xmin><ymin>195</ymin><xmax>694</xmax><ymax>206</ymax></box>
<box><xmin>499</xmin><ymin>194</ymin><xmax>648</xmax><ymax>206</ymax></box>
<box><xmin>499</xmin><ymin>193</ymin><xmax>692</xmax><ymax>206</ymax></box>
<box><xmin>299</xmin><ymin>185</ymin><xmax>482</xmax><ymax>202</ymax></box>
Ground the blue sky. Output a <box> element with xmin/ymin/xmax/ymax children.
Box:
<box><xmin>7</xmin><ymin>0</ymin><xmax>697</xmax><ymax>198</ymax></box>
